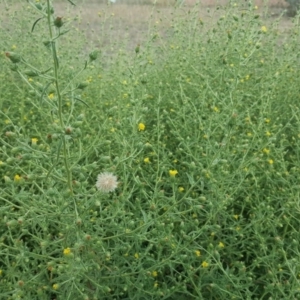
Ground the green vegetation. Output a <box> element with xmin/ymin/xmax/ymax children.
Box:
<box><xmin>1</xmin><ymin>0</ymin><xmax>300</xmax><ymax>299</ymax></box>
<box><xmin>285</xmin><ymin>0</ymin><xmax>300</xmax><ymax>15</ymax></box>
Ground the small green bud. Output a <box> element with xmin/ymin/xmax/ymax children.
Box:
<box><xmin>43</xmin><ymin>40</ymin><xmax>51</xmax><ymax>48</ymax></box>
<box><xmin>135</xmin><ymin>44</ymin><xmax>140</xmax><ymax>54</ymax></box>
<box><xmin>17</xmin><ymin>218</ymin><xmax>24</xmax><ymax>225</ymax></box>
<box><xmin>35</xmin><ymin>82</ymin><xmax>44</xmax><ymax>91</ymax></box>
<box><xmin>54</xmin><ymin>17</ymin><xmax>63</xmax><ymax>28</ymax></box>
<box><xmin>65</xmin><ymin>126</ymin><xmax>73</xmax><ymax>135</ymax></box>
<box><xmin>89</xmin><ymin>50</ymin><xmax>99</xmax><ymax>61</ymax></box>
<box><xmin>35</xmin><ymin>3</ymin><xmax>43</xmax><ymax>10</ymax></box>
<box><xmin>233</xmin><ymin>15</ymin><xmax>239</xmax><ymax>22</ymax></box>
<box><xmin>48</xmin><ymin>84</ymin><xmax>56</xmax><ymax>93</ymax></box>
<box><xmin>5</xmin><ymin>52</ymin><xmax>21</xmax><ymax>63</ymax></box>
<box><xmin>51</xmin><ymin>133</ymin><xmax>59</xmax><ymax>140</ymax></box>
<box><xmin>77</xmin><ymin>82</ymin><xmax>89</xmax><ymax>90</ymax></box>
<box><xmin>5</xmin><ymin>131</ymin><xmax>16</xmax><ymax>137</ymax></box>
<box><xmin>73</xmin><ymin>121</ymin><xmax>83</xmax><ymax>127</ymax></box>
<box><xmin>6</xmin><ymin>220</ymin><xmax>18</xmax><ymax>227</ymax></box>
<box><xmin>74</xmin><ymin>128</ymin><xmax>82</xmax><ymax>136</ymax></box>
<box><xmin>24</xmin><ymin>70</ymin><xmax>39</xmax><ymax>77</ymax></box>
<box><xmin>47</xmin><ymin>6</ymin><xmax>54</xmax><ymax>14</ymax></box>
<box><xmin>10</xmin><ymin>64</ymin><xmax>18</xmax><ymax>71</ymax></box>
<box><xmin>11</xmin><ymin>147</ymin><xmax>20</xmax><ymax>154</ymax></box>
<box><xmin>77</xmin><ymin>113</ymin><xmax>85</xmax><ymax>120</ymax></box>
<box><xmin>4</xmin><ymin>176</ymin><xmax>12</xmax><ymax>184</ymax></box>
<box><xmin>29</xmin><ymin>90</ymin><xmax>37</xmax><ymax>96</ymax></box>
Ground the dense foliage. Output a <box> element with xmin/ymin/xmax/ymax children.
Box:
<box><xmin>1</xmin><ymin>0</ymin><xmax>300</xmax><ymax>299</ymax></box>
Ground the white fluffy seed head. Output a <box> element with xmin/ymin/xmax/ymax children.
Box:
<box><xmin>96</xmin><ymin>172</ymin><xmax>118</xmax><ymax>193</ymax></box>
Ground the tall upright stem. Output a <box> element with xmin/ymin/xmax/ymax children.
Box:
<box><xmin>46</xmin><ymin>0</ymin><xmax>73</xmax><ymax>194</ymax></box>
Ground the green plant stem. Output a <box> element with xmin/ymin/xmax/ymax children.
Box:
<box><xmin>46</xmin><ymin>0</ymin><xmax>73</xmax><ymax>194</ymax></box>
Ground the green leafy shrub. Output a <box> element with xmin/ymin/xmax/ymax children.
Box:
<box><xmin>1</xmin><ymin>0</ymin><xmax>300</xmax><ymax>299</ymax></box>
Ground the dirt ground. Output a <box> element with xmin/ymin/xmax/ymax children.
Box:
<box><xmin>61</xmin><ymin>0</ymin><xmax>292</xmax><ymax>53</ymax></box>
<box><xmin>1</xmin><ymin>0</ymin><xmax>294</xmax><ymax>55</ymax></box>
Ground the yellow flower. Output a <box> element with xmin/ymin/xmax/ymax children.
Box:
<box><xmin>134</xmin><ymin>253</ymin><xmax>139</xmax><ymax>259</ymax></box>
<box><xmin>138</xmin><ymin>123</ymin><xmax>145</xmax><ymax>131</ymax></box>
<box><xmin>169</xmin><ymin>170</ymin><xmax>178</xmax><ymax>177</ymax></box>
<box><xmin>0</xmin><ymin>269</ymin><xmax>2</xmax><ymax>276</ymax></box>
<box><xmin>213</xmin><ymin>106</ymin><xmax>219</xmax><ymax>112</ymax></box>
<box><xmin>178</xmin><ymin>187</ymin><xmax>184</xmax><ymax>192</ymax></box>
<box><xmin>0</xmin><ymin>161</ymin><xmax>3</xmax><ymax>166</ymax></box>
<box><xmin>151</xmin><ymin>271</ymin><xmax>158</xmax><ymax>277</ymax></box>
<box><xmin>48</xmin><ymin>93</ymin><xmax>54</xmax><ymax>99</ymax></box>
<box><xmin>247</xmin><ymin>132</ymin><xmax>252</xmax><ymax>137</ymax></box>
<box><xmin>14</xmin><ymin>174</ymin><xmax>21</xmax><ymax>182</ymax></box>
<box><xmin>261</xmin><ymin>26</ymin><xmax>267</xmax><ymax>33</ymax></box>
<box><xmin>263</xmin><ymin>148</ymin><xmax>270</xmax><ymax>154</ymax></box>
<box><xmin>218</xmin><ymin>242</ymin><xmax>225</xmax><ymax>248</ymax></box>
<box><xmin>154</xmin><ymin>281</ymin><xmax>158</xmax><ymax>288</ymax></box>
<box><xmin>265</xmin><ymin>118</ymin><xmax>270</xmax><ymax>123</ymax></box>
<box><xmin>266</xmin><ymin>131</ymin><xmax>271</xmax><ymax>137</ymax></box>
<box><xmin>201</xmin><ymin>261</ymin><xmax>209</xmax><ymax>268</ymax></box>
<box><xmin>144</xmin><ymin>157</ymin><xmax>150</xmax><ymax>163</ymax></box>
<box><xmin>31</xmin><ymin>138</ymin><xmax>38</xmax><ymax>145</ymax></box>
<box><xmin>233</xmin><ymin>214</ymin><xmax>239</xmax><ymax>220</ymax></box>
<box><xmin>195</xmin><ymin>250</ymin><xmax>201</xmax><ymax>257</ymax></box>
<box><xmin>52</xmin><ymin>284</ymin><xmax>59</xmax><ymax>290</ymax></box>
<box><xmin>63</xmin><ymin>247</ymin><xmax>71</xmax><ymax>256</ymax></box>
<box><xmin>268</xmin><ymin>159</ymin><xmax>274</xmax><ymax>165</ymax></box>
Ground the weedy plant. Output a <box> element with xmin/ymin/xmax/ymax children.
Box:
<box><xmin>1</xmin><ymin>0</ymin><xmax>300</xmax><ymax>299</ymax></box>
<box><xmin>285</xmin><ymin>0</ymin><xmax>300</xmax><ymax>16</ymax></box>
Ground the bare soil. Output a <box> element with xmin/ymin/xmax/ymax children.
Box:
<box><xmin>1</xmin><ymin>0</ymin><xmax>294</xmax><ymax>55</ymax></box>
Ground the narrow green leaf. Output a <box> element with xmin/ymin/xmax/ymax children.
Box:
<box><xmin>31</xmin><ymin>17</ymin><xmax>44</xmax><ymax>33</ymax></box>
<box><xmin>67</xmin><ymin>0</ymin><xmax>76</xmax><ymax>6</ymax></box>
<box><xmin>74</xmin><ymin>97</ymin><xmax>89</xmax><ymax>107</ymax></box>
